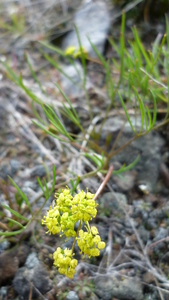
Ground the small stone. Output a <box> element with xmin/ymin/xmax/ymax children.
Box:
<box><xmin>88</xmin><ymin>292</ymin><xmax>99</xmax><ymax>300</ymax></box>
<box><xmin>112</xmin><ymin>170</ymin><xmax>136</xmax><ymax>192</ymax></box>
<box><xmin>25</xmin><ymin>252</ymin><xmax>40</xmax><ymax>269</ymax></box>
<box><xmin>0</xmin><ymin>286</ymin><xmax>8</xmax><ymax>297</ymax></box>
<box><xmin>138</xmin><ymin>226</ymin><xmax>150</xmax><ymax>244</ymax></box>
<box><xmin>145</xmin><ymin>218</ymin><xmax>158</xmax><ymax>230</ymax></box>
<box><xmin>30</xmin><ymin>165</ymin><xmax>46</xmax><ymax>177</ymax></box>
<box><xmin>10</xmin><ymin>159</ymin><xmax>21</xmax><ymax>174</ymax></box>
<box><xmin>94</xmin><ymin>274</ymin><xmax>143</xmax><ymax>300</ymax></box>
<box><xmin>0</xmin><ymin>253</ymin><xmax>19</xmax><ymax>285</ymax></box>
<box><xmin>13</xmin><ymin>264</ymin><xmax>52</xmax><ymax>299</ymax></box>
<box><xmin>66</xmin><ymin>291</ymin><xmax>79</xmax><ymax>300</ymax></box>
<box><xmin>0</xmin><ymin>240</ymin><xmax>10</xmax><ymax>253</ymax></box>
<box><xmin>98</xmin><ymin>192</ymin><xmax>127</xmax><ymax>218</ymax></box>
<box><xmin>60</xmin><ymin>62</ymin><xmax>89</xmax><ymax>98</ymax></box>
<box><xmin>153</xmin><ymin>227</ymin><xmax>168</xmax><ymax>242</ymax></box>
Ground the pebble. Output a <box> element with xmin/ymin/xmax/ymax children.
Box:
<box><xmin>153</xmin><ymin>227</ymin><xmax>168</xmax><ymax>242</ymax></box>
<box><xmin>0</xmin><ymin>240</ymin><xmax>10</xmax><ymax>253</ymax></box>
<box><xmin>30</xmin><ymin>165</ymin><xmax>46</xmax><ymax>177</ymax></box>
<box><xmin>0</xmin><ymin>287</ymin><xmax>7</xmax><ymax>298</ymax></box>
<box><xmin>98</xmin><ymin>192</ymin><xmax>127</xmax><ymax>218</ymax></box>
<box><xmin>10</xmin><ymin>159</ymin><xmax>21</xmax><ymax>174</ymax></box>
<box><xmin>138</xmin><ymin>226</ymin><xmax>150</xmax><ymax>244</ymax></box>
<box><xmin>0</xmin><ymin>244</ymin><xmax>29</xmax><ymax>285</ymax></box>
<box><xmin>94</xmin><ymin>274</ymin><xmax>143</xmax><ymax>300</ymax></box>
<box><xmin>25</xmin><ymin>252</ymin><xmax>40</xmax><ymax>269</ymax></box>
<box><xmin>13</xmin><ymin>263</ymin><xmax>52</xmax><ymax>299</ymax></box>
<box><xmin>60</xmin><ymin>61</ymin><xmax>89</xmax><ymax>98</ymax></box>
<box><xmin>66</xmin><ymin>291</ymin><xmax>79</xmax><ymax>300</ymax></box>
<box><xmin>145</xmin><ymin>218</ymin><xmax>158</xmax><ymax>230</ymax></box>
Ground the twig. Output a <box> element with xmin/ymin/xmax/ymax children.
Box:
<box><xmin>94</xmin><ymin>165</ymin><xmax>113</xmax><ymax>200</ymax></box>
<box><xmin>140</xmin><ymin>67</ymin><xmax>168</xmax><ymax>91</ymax></box>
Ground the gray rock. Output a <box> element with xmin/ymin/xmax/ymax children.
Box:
<box><xmin>25</xmin><ymin>252</ymin><xmax>40</xmax><ymax>269</ymax></box>
<box><xmin>94</xmin><ymin>274</ymin><xmax>143</xmax><ymax>300</ymax></box>
<box><xmin>89</xmin><ymin>293</ymin><xmax>99</xmax><ymax>300</ymax></box>
<box><xmin>138</xmin><ymin>226</ymin><xmax>150</xmax><ymax>244</ymax></box>
<box><xmin>150</xmin><ymin>204</ymin><xmax>169</xmax><ymax>220</ymax></box>
<box><xmin>112</xmin><ymin>170</ymin><xmax>136</xmax><ymax>192</ymax></box>
<box><xmin>0</xmin><ymin>164</ymin><xmax>12</xmax><ymax>179</ymax></box>
<box><xmin>0</xmin><ymin>286</ymin><xmax>8</xmax><ymax>298</ymax></box>
<box><xmin>10</xmin><ymin>159</ymin><xmax>21</xmax><ymax>174</ymax></box>
<box><xmin>66</xmin><ymin>291</ymin><xmax>79</xmax><ymax>300</ymax></box>
<box><xmin>13</xmin><ymin>264</ymin><xmax>52</xmax><ymax>299</ymax></box>
<box><xmin>60</xmin><ymin>61</ymin><xmax>90</xmax><ymax>98</ymax></box>
<box><xmin>62</xmin><ymin>1</ymin><xmax>110</xmax><ymax>57</ymax></box>
<box><xmin>153</xmin><ymin>227</ymin><xmax>168</xmax><ymax>242</ymax></box>
<box><xmin>30</xmin><ymin>165</ymin><xmax>46</xmax><ymax>177</ymax></box>
<box><xmin>97</xmin><ymin>116</ymin><xmax>165</xmax><ymax>192</ymax></box>
<box><xmin>145</xmin><ymin>218</ymin><xmax>158</xmax><ymax>230</ymax></box>
<box><xmin>98</xmin><ymin>192</ymin><xmax>127</xmax><ymax>218</ymax></box>
<box><xmin>0</xmin><ymin>240</ymin><xmax>10</xmax><ymax>253</ymax></box>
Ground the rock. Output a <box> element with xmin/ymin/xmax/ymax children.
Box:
<box><xmin>0</xmin><ymin>244</ymin><xmax>29</xmax><ymax>286</ymax></box>
<box><xmin>60</xmin><ymin>61</ymin><xmax>91</xmax><ymax>98</ymax></box>
<box><xmin>66</xmin><ymin>291</ymin><xmax>79</xmax><ymax>300</ymax></box>
<box><xmin>150</xmin><ymin>204</ymin><xmax>169</xmax><ymax>220</ymax></box>
<box><xmin>62</xmin><ymin>1</ymin><xmax>111</xmax><ymax>57</ymax></box>
<box><xmin>145</xmin><ymin>218</ymin><xmax>158</xmax><ymax>230</ymax></box>
<box><xmin>0</xmin><ymin>254</ymin><xmax>19</xmax><ymax>286</ymax></box>
<box><xmin>112</xmin><ymin>170</ymin><xmax>136</xmax><ymax>192</ymax></box>
<box><xmin>152</xmin><ymin>227</ymin><xmax>169</xmax><ymax>250</ymax></box>
<box><xmin>0</xmin><ymin>163</ymin><xmax>12</xmax><ymax>180</ymax></box>
<box><xmin>25</xmin><ymin>252</ymin><xmax>40</xmax><ymax>269</ymax></box>
<box><xmin>10</xmin><ymin>159</ymin><xmax>21</xmax><ymax>175</ymax></box>
<box><xmin>0</xmin><ymin>240</ymin><xmax>10</xmax><ymax>253</ymax></box>
<box><xmin>94</xmin><ymin>274</ymin><xmax>143</xmax><ymax>300</ymax></box>
<box><xmin>0</xmin><ymin>287</ymin><xmax>8</xmax><ymax>298</ymax></box>
<box><xmin>98</xmin><ymin>192</ymin><xmax>127</xmax><ymax>218</ymax></box>
<box><xmin>97</xmin><ymin>115</ymin><xmax>165</xmax><ymax>192</ymax></box>
<box><xmin>13</xmin><ymin>263</ymin><xmax>52</xmax><ymax>299</ymax></box>
<box><xmin>138</xmin><ymin>226</ymin><xmax>150</xmax><ymax>244</ymax></box>
<box><xmin>30</xmin><ymin>165</ymin><xmax>46</xmax><ymax>177</ymax></box>
<box><xmin>88</xmin><ymin>293</ymin><xmax>99</xmax><ymax>300</ymax></box>
<box><xmin>15</xmin><ymin>244</ymin><xmax>30</xmax><ymax>265</ymax></box>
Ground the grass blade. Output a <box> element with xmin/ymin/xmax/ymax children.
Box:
<box><xmin>0</xmin><ymin>228</ymin><xmax>25</xmax><ymax>237</ymax></box>
<box><xmin>8</xmin><ymin>177</ymin><xmax>32</xmax><ymax>214</ymax></box>
<box><xmin>6</xmin><ymin>218</ymin><xmax>24</xmax><ymax>228</ymax></box>
<box><xmin>118</xmin><ymin>91</ymin><xmax>136</xmax><ymax>133</ymax></box>
<box><xmin>1</xmin><ymin>204</ymin><xmax>29</xmax><ymax>221</ymax></box>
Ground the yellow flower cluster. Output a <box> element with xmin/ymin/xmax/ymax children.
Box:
<box><xmin>53</xmin><ymin>247</ymin><xmax>78</xmax><ymax>279</ymax></box>
<box><xmin>64</xmin><ymin>46</ymin><xmax>88</xmax><ymax>59</ymax></box>
<box><xmin>42</xmin><ymin>188</ymin><xmax>105</xmax><ymax>279</ymax></box>
<box><xmin>77</xmin><ymin>226</ymin><xmax>105</xmax><ymax>257</ymax></box>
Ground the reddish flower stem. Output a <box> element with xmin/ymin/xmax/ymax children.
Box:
<box><xmin>94</xmin><ymin>165</ymin><xmax>114</xmax><ymax>201</ymax></box>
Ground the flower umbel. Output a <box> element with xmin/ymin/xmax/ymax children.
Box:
<box><xmin>42</xmin><ymin>188</ymin><xmax>105</xmax><ymax>278</ymax></box>
<box><xmin>53</xmin><ymin>247</ymin><xmax>78</xmax><ymax>279</ymax></box>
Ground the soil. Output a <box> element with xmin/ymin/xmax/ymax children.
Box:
<box><xmin>0</xmin><ymin>1</ymin><xmax>169</xmax><ymax>300</ymax></box>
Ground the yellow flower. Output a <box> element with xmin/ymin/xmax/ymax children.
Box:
<box><xmin>71</xmin><ymin>190</ymin><xmax>97</xmax><ymax>222</ymax></box>
<box><xmin>65</xmin><ymin>46</ymin><xmax>76</xmax><ymax>56</ymax></box>
<box><xmin>42</xmin><ymin>187</ymin><xmax>106</xmax><ymax>279</ymax></box>
<box><xmin>98</xmin><ymin>241</ymin><xmax>106</xmax><ymax>250</ymax></box>
<box><xmin>53</xmin><ymin>247</ymin><xmax>78</xmax><ymax>279</ymax></box>
<box><xmin>77</xmin><ymin>228</ymin><xmax>105</xmax><ymax>257</ymax></box>
<box><xmin>41</xmin><ymin>205</ymin><xmax>61</xmax><ymax>235</ymax></box>
<box><xmin>91</xmin><ymin>226</ymin><xmax>98</xmax><ymax>235</ymax></box>
<box><xmin>73</xmin><ymin>47</ymin><xmax>88</xmax><ymax>59</ymax></box>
